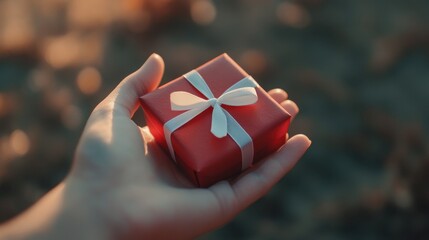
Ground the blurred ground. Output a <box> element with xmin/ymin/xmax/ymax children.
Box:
<box><xmin>1</xmin><ymin>0</ymin><xmax>429</xmax><ymax>239</ymax></box>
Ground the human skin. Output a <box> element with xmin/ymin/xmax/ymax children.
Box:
<box><xmin>0</xmin><ymin>54</ymin><xmax>311</xmax><ymax>240</ymax></box>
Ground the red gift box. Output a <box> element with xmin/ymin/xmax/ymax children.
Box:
<box><xmin>139</xmin><ymin>54</ymin><xmax>291</xmax><ymax>187</ymax></box>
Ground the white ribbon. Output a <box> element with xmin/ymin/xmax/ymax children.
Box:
<box><xmin>163</xmin><ymin>70</ymin><xmax>259</xmax><ymax>170</ymax></box>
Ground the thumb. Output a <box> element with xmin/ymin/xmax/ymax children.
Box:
<box><xmin>98</xmin><ymin>53</ymin><xmax>165</xmax><ymax>116</ymax></box>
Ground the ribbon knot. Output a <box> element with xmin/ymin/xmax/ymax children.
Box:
<box><xmin>163</xmin><ymin>70</ymin><xmax>260</xmax><ymax>170</ymax></box>
<box><xmin>208</xmin><ymin>98</ymin><xmax>218</xmax><ymax>107</ymax></box>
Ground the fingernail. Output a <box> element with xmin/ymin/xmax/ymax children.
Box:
<box><xmin>140</xmin><ymin>53</ymin><xmax>157</xmax><ymax>69</ymax></box>
<box><xmin>150</xmin><ymin>53</ymin><xmax>161</xmax><ymax>60</ymax></box>
<box><xmin>307</xmin><ymin>139</ymin><xmax>312</xmax><ymax>148</ymax></box>
<box><xmin>299</xmin><ymin>134</ymin><xmax>312</xmax><ymax>148</ymax></box>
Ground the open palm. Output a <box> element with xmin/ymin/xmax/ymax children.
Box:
<box><xmin>68</xmin><ymin>54</ymin><xmax>311</xmax><ymax>239</ymax></box>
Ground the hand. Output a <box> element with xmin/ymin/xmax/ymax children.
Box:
<box><xmin>0</xmin><ymin>54</ymin><xmax>311</xmax><ymax>240</ymax></box>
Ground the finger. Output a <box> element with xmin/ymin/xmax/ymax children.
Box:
<box><xmin>268</xmin><ymin>88</ymin><xmax>288</xmax><ymax>103</ymax></box>
<box><xmin>97</xmin><ymin>54</ymin><xmax>164</xmax><ymax>116</ymax></box>
<box><xmin>281</xmin><ymin>99</ymin><xmax>299</xmax><ymax>120</ymax></box>
<box><xmin>209</xmin><ymin>134</ymin><xmax>311</xmax><ymax>218</ymax></box>
<box><xmin>233</xmin><ymin>134</ymin><xmax>310</xmax><ymax>208</ymax></box>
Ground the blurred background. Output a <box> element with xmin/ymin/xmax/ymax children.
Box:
<box><xmin>1</xmin><ymin>0</ymin><xmax>429</xmax><ymax>239</ymax></box>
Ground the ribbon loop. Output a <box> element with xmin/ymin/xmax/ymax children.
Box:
<box><xmin>217</xmin><ymin>87</ymin><xmax>258</xmax><ymax>106</ymax></box>
<box><xmin>171</xmin><ymin>91</ymin><xmax>210</xmax><ymax>111</ymax></box>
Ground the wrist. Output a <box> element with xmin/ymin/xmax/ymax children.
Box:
<box><xmin>55</xmin><ymin>178</ymin><xmax>110</xmax><ymax>240</ymax></box>
<box><xmin>0</xmin><ymin>179</ymin><xmax>108</xmax><ymax>240</ymax></box>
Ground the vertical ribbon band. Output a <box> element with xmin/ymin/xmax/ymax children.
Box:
<box><xmin>163</xmin><ymin>70</ymin><xmax>259</xmax><ymax>170</ymax></box>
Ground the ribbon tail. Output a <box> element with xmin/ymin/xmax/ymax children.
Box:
<box><xmin>223</xmin><ymin>109</ymin><xmax>254</xmax><ymax>170</ymax></box>
<box><xmin>211</xmin><ymin>104</ymin><xmax>228</xmax><ymax>138</ymax></box>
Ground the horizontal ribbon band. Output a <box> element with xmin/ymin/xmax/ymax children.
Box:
<box><xmin>163</xmin><ymin>70</ymin><xmax>259</xmax><ymax>170</ymax></box>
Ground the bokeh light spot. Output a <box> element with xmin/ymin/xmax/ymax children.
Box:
<box><xmin>67</xmin><ymin>0</ymin><xmax>114</xmax><ymax>29</ymax></box>
<box><xmin>76</xmin><ymin>67</ymin><xmax>102</xmax><ymax>95</ymax></box>
<box><xmin>276</xmin><ymin>2</ymin><xmax>310</xmax><ymax>28</ymax></box>
<box><xmin>10</xmin><ymin>130</ymin><xmax>30</xmax><ymax>156</ymax></box>
<box><xmin>191</xmin><ymin>0</ymin><xmax>216</xmax><ymax>26</ymax></box>
<box><xmin>239</xmin><ymin>50</ymin><xmax>269</xmax><ymax>75</ymax></box>
<box><xmin>0</xmin><ymin>0</ymin><xmax>35</xmax><ymax>54</ymax></box>
<box><xmin>44</xmin><ymin>34</ymin><xmax>81</xmax><ymax>69</ymax></box>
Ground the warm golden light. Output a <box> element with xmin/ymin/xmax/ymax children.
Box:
<box><xmin>239</xmin><ymin>50</ymin><xmax>268</xmax><ymax>75</ymax></box>
<box><xmin>191</xmin><ymin>0</ymin><xmax>216</xmax><ymax>26</ymax></box>
<box><xmin>10</xmin><ymin>129</ymin><xmax>30</xmax><ymax>156</ymax></box>
<box><xmin>67</xmin><ymin>0</ymin><xmax>116</xmax><ymax>29</ymax></box>
<box><xmin>276</xmin><ymin>2</ymin><xmax>310</xmax><ymax>28</ymax></box>
<box><xmin>43</xmin><ymin>34</ymin><xmax>81</xmax><ymax>69</ymax></box>
<box><xmin>76</xmin><ymin>67</ymin><xmax>102</xmax><ymax>95</ymax></box>
<box><xmin>0</xmin><ymin>0</ymin><xmax>35</xmax><ymax>54</ymax></box>
<box><xmin>43</xmin><ymin>33</ymin><xmax>103</xmax><ymax>69</ymax></box>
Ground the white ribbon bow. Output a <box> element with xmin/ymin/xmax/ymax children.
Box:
<box><xmin>171</xmin><ymin>86</ymin><xmax>258</xmax><ymax>138</ymax></box>
<box><xmin>163</xmin><ymin>70</ymin><xmax>259</xmax><ymax>170</ymax></box>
